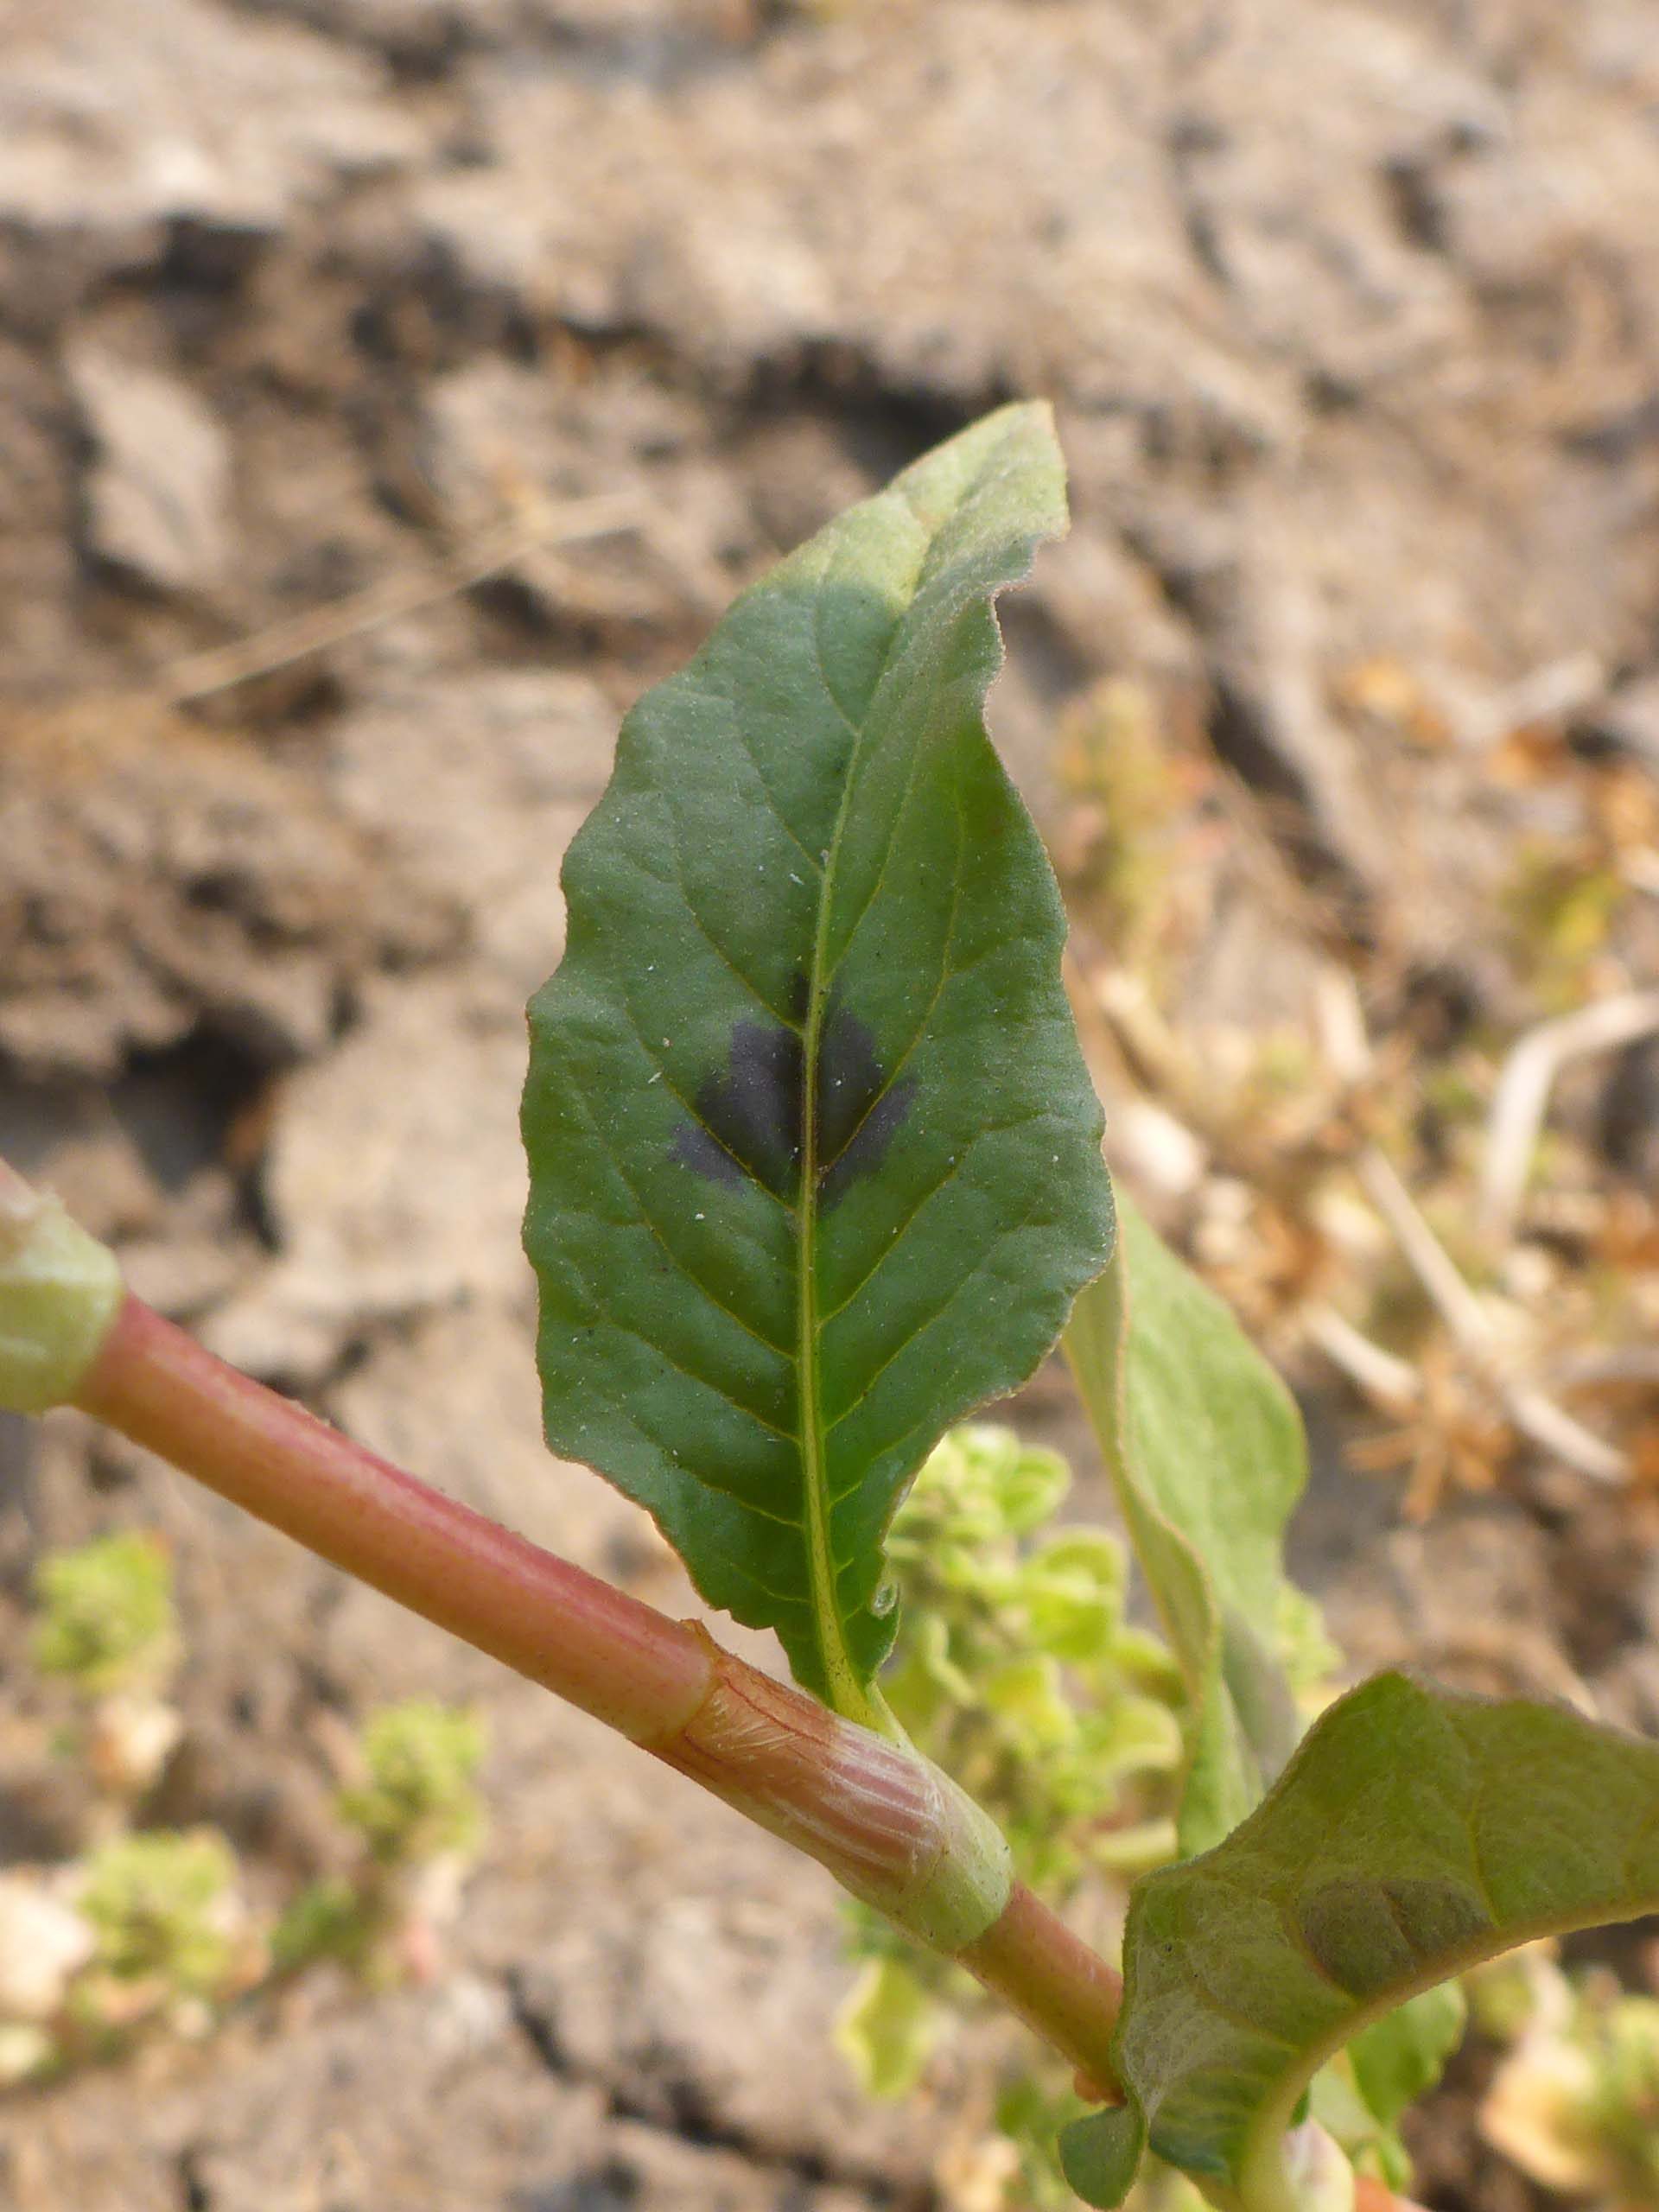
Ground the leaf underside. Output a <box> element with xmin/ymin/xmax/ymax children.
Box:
<box><xmin>1065</xmin><ymin>1191</ymin><xmax>1309</xmax><ymax>1854</ymax></box>
<box><xmin>1113</xmin><ymin>1672</ymin><xmax>1659</xmax><ymax>2209</ymax></box>
<box><xmin>522</xmin><ymin>404</ymin><xmax>1115</xmax><ymax>1713</ymax></box>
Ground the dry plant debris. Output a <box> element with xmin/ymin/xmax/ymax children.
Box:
<box><xmin>1056</xmin><ymin>666</ymin><xmax>1659</xmax><ymax>1528</ymax></box>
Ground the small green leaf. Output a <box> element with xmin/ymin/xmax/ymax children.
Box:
<box><xmin>988</xmin><ymin>1438</ymin><xmax>1077</xmax><ymax>1538</ymax></box>
<box><xmin>1349</xmin><ymin>1979</ymin><xmax>1466</xmax><ymax>2131</ymax></box>
<box><xmin>1309</xmin><ymin>1983</ymin><xmax>1466</xmax><ymax>2190</ymax></box>
<box><xmin>1059</xmin><ymin>2103</ymin><xmax>1145</xmax><ymax>2208</ymax></box>
<box><xmin>833</xmin><ymin>1955</ymin><xmax>941</xmax><ymax>2100</ymax></box>
<box><xmin>523</xmin><ymin>407</ymin><xmax>1115</xmax><ymax>1718</ymax></box>
<box><xmin>1064</xmin><ymin>1190</ymin><xmax>1313</xmax><ymax>1850</ymax></box>
<box><xmin>1109</xmin><ymin>1672</ymin><xmax>1659</xmax><ymax>2212</ymax></box>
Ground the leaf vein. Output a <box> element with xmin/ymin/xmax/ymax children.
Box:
<box><xmin>823</xmin><ymin>1179</ymin><xmax>1055</xmax><ymax>1450</ymax></box>
<box><xmin>612</xmin><ymin>998</ymin><xmax>796</xmax><ymax>1225</ymax></box>
<box><xmin>685</xmin><ymin>676</ymin><xmax>828</xmax><ymax>872</ymax></box>
<box><xmin>809</xmin><ymin>581</ymin><xmax>870</xmax><ymax>744</ymax></box>
<box><xmin>664</xmin><ymin>841</ymin><xmax>806</xmax><ymax>1033</ymax></box>
<box><xmin>818</xmin><ymin>785</ymin><xmax>965</xmax><ymax>1180</ymax></box>
<box><xmin>569</xmin><ymin>1276</ymin><xmax>799</xmax><ymax>1465</ymax></box>
<box><xmin>562</xmin><ymin>1055</ymin><xmax>795</xmax><ymax>1358</ymax></box>
<box><xmin>827</xmin><ymin>543</ymin><xmax>1008</xmax><ymax>977</ymax></box>
<box><xmin>818</xmin><ymin>1104</ymin><xmax>1066</xmax><ymax>1334</ymax></box>
<box><xmin>570</xmin><ymin>1292</ymin><xmax>804</xmax><ymax>1478</ymax></box>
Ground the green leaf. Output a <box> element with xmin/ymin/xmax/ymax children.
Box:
<box><xmin>833</xmin><ymin>1955</ymin><xmax>942</xmax><ymax>2100</ymax></box>
<box><xmin>523</xmin><ymin>405</ymin><xmax>1115</xmax><ymax>1718</ymax></box>
<box><xmin>1059</xmin><ymin>2103</ymin><xmax>1145</xmax><ymax>2208</ymax></box>
<box><xmin>1110</xmin><ymin>1672</ymin><xmax>1659</xmax><ymax>2212</ymax></box>
<box><xmin>1309</xmin><ymin>1983</ymin><xmax>1466</xmax><ymax>2190</ymax></box>
<box><xmin>1349</xmin><ymin>1979</ymin><xmax>1466</xmax><ymax>2132</ymax></box>
<box><xmin>1064</xmin><ymin>1189</ymin><xmax>1311</xmax><ymax>1851</ymax></box>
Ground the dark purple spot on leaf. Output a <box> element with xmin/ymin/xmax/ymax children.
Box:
<box><xmin>671</xmin><ymin>1122</ymin><xmax>745</xmax><ymax>1189</ymax></box>
<box><xmin>1380</xmin><ymin>1876</ymin><xmax>1492</xmax><ymax>1960</ymax></box>
<box><xmin>1297</xmin><ymin>1876</ymin><xmax>1490</xmax><ymax>1999</ymax></box>
<box><xmin>671</xmin><ymin>994</ymin><xmax>918</xmax><ymax>1211</ymax></box>
<box><xmin>673</xmin><ymin>1019</ymin><xmax>804</xmax><ymax>1200</ymax></box>
<box><xmin>1297</xmin><ymin>1879</ymin><xmax>1414</xmax><ymax>1996</ymax></box>
<box><xmin>817</xmin><ymin>1001</ymin><xmax>918</xmax><ymax>1211</ymax></box>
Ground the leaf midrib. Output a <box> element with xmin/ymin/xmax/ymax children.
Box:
<box><xmin>794</xmin><ymin>483</ymin><xmax>944</xmax><ymax>1731</ymax></box>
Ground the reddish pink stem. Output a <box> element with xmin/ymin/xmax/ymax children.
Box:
<box><xmin>79</xmin><ymin>1296</ymin><xmax>712</xmax><ymax>1744</ymax></box>
<box><xmin>960</xmin><ymin>1881</ymin><xmax>1126</xmax><ymax>2093</ymax></box>
<box><xmin>73</xmin><ymin>1293</ymin><xmax>1122</xmax><ymax>2088</ymax></box>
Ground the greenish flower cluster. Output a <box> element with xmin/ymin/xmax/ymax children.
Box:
<box><xmin>2</xmin><ymin>1537</ymin><xmax>489</xmax><ymax>2085</ymax></box>
<box><xmin>336</xmin><ymin>1700</ymin><xmax>487</xmax><ymax>1868</ymax></box>
<box><xmin>77</xmin><ymin>1830</ymin><xmax>243</xmax><ymax>1999</ymax></box>
<box><xmin>880</xmin><ymin>1425</ymin><xmax>1183</xmax><ymax>1897</ymax></box>
<box><xmin>273</xmin><ymin>1700</ymin><xmax>488</xmax><ymax>1980</ymax></box>
<box><xmin>839</xmin><ymin>1427</ymin><xmax>1186</xmax><ymax>2204</ymax></box>
<box><xmin>31</xmin><ymin>1531</ymin><xmax>177</xmax><ymax>1695</ymax></box>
